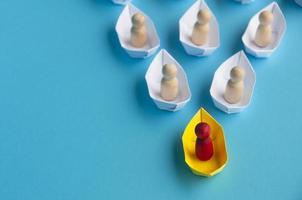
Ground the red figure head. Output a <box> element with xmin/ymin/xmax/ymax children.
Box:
<box><xmin>195</xmin><ymin>122</ymin><xmax>210</xmax><ymax>139</ymax></box>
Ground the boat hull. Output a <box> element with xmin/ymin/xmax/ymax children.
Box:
<box><xmin>182</xmin><ymin>108</ymin><xmax>228</xmax><ymax>177</ymax></box>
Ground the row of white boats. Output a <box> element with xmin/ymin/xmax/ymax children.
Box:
<box><xmin>116</xmin><ymin>1</ymin><xmax>287</xmax><ymax>58</ymax></box>
<box><xmin>113</xmin><ymin>0</ymin><xmax>302</xmax><ymax>6</ymax></box>
<box><xmin>146</xmin><ymin>49</ymin><xmax>255</xmax><ymax>114</ymax></box>
<box><xmin>113</xmin><ymin>0</ymin><xmax>291</xmax><ymax>114</ymax></box>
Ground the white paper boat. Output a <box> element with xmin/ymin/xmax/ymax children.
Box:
<box><xmin>111</xmin><ymin>0</ymin><xmax>130</xmax><ymax>5</ymax></box>
<box><xmin>234</xmin><ymin>0</ymin><xmax>254</xmax><ymax>4</ymax></box>
<box><xmin>179</xmin><ymin>0</ymin><xmax>220</xmax><ymax>57</ymax></box>
<box><xmin>210</xmin><ymin>51</ymin><xmax>256</xmax><ymax>114</ymax></box>
<box><xmin>295</xmin><ymin>0</ymin><xmax>302</xmax><ymax>7</ymax></box>
<box><xmin>242</xmin><ymin>2</ymin><xmax>286</xmax><ymax>58</ymax></box>
<box><xmin>115</xmin><ymin>3</ymin><xmax>160</xmax><ymax>58</ymax></box>
<box><xmin>145</xmin><ymin>49</ymin><xmax>191</xmax><ymax>111</ymax></box>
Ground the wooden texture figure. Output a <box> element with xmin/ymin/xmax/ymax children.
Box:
<box><xmin>160</xmin><ymin>63</ymin><xmax>179</xmax><ymax>101</ymax></box>
<box><xmin>195</xmin><ymin>122</ymin><xmax>214</xmax><ymax>161</ymax></box>
<box><xmin>130</xmin><ymin>13</ymin><xmax>148</xmax><ymax>48</ymax></box>
<box><xmin>224</xmin><ymin>66</ymin><xmax>245</xmax><ymax>104</ymax></box>
<box><xmin>191</xmin><ymin>10</ymin><xmax>211</xmax><ymax>46</ymax></box>
<box><xmin>255</xmin><ymin>11</ymin><xmax>273</xmax><ymax>47</ymax></box>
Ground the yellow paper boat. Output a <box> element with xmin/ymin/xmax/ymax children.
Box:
<box><xmin>182</xmin><ymin>108</ymin><xmax>228</xmax><ymax>177</ymax></box>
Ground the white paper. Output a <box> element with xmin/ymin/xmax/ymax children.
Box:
<box><xmin>115</xmin><ymin>3</ymin><xmax>160</xmax><ymax>58</ymax></box>
<box><xmin>145</xmin><ymin>49</ymin><xmax>191</xmax><ymax>111</ymax></box>
<box><xmin>179</xmin><ymin>0</ymin><xmax>220</xmax><ymax>57</ymax></box>
<box><xmin>112</xmin><ymin>0</ymin><xmax>131</xmax><ymax>5</ymax></box>
<box><xmin>242</xmin><ymin>2</ymin><xmax>286</xmax><ymax>58</ymax></box>
<box><xmin>210</xmin><ymin>51</ymin><xmax>256</xmax><ymax>114</ymax></box>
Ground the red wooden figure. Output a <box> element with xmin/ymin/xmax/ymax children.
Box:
<box><xmin>195</xmin><ymin>122</ymin><xmax>214</xmax><ymax>161</ymax></box>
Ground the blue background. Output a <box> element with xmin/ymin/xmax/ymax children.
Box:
<box><xmin>0</xmin><ymin>0</ymin><xmax>302</xmax><ymax>199</ymax></box>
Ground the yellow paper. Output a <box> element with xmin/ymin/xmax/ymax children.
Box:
<box><xmin>182</xmin><ymin>108</ymin><xmax>228</xmax><ymax>177</ymax></box>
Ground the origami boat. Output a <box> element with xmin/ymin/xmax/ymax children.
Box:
<box><xmin>210</xmin><ymin>51</ymin><xmax>256</xmax><ymax>114</ymax></box>
<box><xmin>234</xmin><ymin>0</ymin><xmax>254</xmax><ymax>4</ymax></box>
<box><xmin>295</xmin><ymin>0</ymin><xmax>302</xmax><ymax>7</ymax></box>
<box><xmin>111</xmin><ymin>0</ymin><xmax>130</xmax><ymax>5</ymax></box>
<box><xmin>242</xmin><ymin>2</ymin><xmax>286</xmax><ymax>58</ymax></box>
<box><xmin>145</xmin><ymin>49</ymin><xmax>191</xmax><ymax>111</ymax></box>
<box><xmin>115</xmin><ymin>3</ymin><xmax>160</xmax><ymax>58</ymax></box>
<box><xmin>182</xmin><ymin>108</ymin><xmax>228</xmax><ymax>177</ymax></box>
<box><xmin>179</xmin><ymin>0</ymin><xmax>220</xmax><ymax>57</ymax></box>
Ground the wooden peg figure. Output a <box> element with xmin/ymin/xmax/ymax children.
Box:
<box><xmin>195</xmin><ymin>122</ymin><xmax>214</xmax><ymax>161</ymax></box>
<box><xmin>224</xmin><ymin>66</ymin><xmax>245</xmax><ymax>104</ymax></box>
<box><xmin>130</xmin><ymin>13</ymin><xmax>148</xmax><ymax>48</ymax></box>
<box><xmin>160</xmin><ymin>63</ymin><xmax>179</xmax><ymax>101</ymax></box>
<box><xmin>191</xmin><ymin>9</ymin><xmax>211</xmax><ymax>46</ymax></box>
<box><xmin>255</xmin><ymin>11</ymin><xmax>273</xmax><ymax>47</ymax></box>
